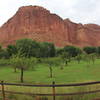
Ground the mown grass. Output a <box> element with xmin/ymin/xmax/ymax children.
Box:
<box><xmin>0</xmin><ymin>59</ymin><xmax>100</xmax><ymax>83</ymax></box>
<box><xmin>0</xmin><ymin>59</ymin><xmax>100</xmax><ymax>100</ymax></box>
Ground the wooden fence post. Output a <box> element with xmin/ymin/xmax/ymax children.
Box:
<box><xmin>52</xmin><ymin>81</ymin><xmax>56</xmax><ymax>100</ymax></box>
<box><xmin>1</xmin><ymin>81</ymin><xmax>5</xmax><ymax>100</ymax></box>
<box><xmin>35</xmin><ymin>96</ymin><xmax>41</xmax><ymax>100</ymax></box>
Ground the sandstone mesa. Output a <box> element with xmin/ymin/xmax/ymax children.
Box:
<box><xmin>0</xmin><ymin>5</ymin><xmax>100</xmax><ymax>47</ymax></box>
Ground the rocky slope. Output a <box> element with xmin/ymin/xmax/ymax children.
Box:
<box><xmin>0</xmin><ymin>5</ymin><xmax>100</xmax><ymax>47</ymax></box>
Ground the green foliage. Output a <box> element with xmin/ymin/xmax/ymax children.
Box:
<box><xmin>78</xmin><ymin>53</ymin><xmax>90</xmax><ymax>63</ymax></box>
<box><xmin>0</xmin><ymin>49</ymin><xmax>9</xmax><ymax>59</ymax></box>
<box><xmin>7</xmin><ymin>45</ymin><xmax>17</xmax><ymax>57</ymax></box>
<box><xmin>64</xmin><ymin>45</ymin><xmax>82</xmax><ymax>57</ymax></box>
<box><xmin>42</xmin><ymin>57</ymin><xmax>62</xmax><ymax>78</ymax></box>
<box><xmin>10</xmin><ymin>54</ymin><xmax>37</xmax><ymax>82</ymax></box>
<box><xmin>97</xmin><ymin>46</ymin><xmax>100</xmax><ymax>56</ymax></box>
<box><xmin>79</xmin><ymin>52</ymin><xmax>97</xmax><ymax>65</ymax></box>
<box><xmin>43</xmin><ymin>57</ymin><xmax>62</xmax><ymax>67</ymax></box>
<box><xmin>10</xmin><ymin>55</ymin><xmax>29</xmax><ymax>70</ymax></box>
<box><xmin>16</xmin><ymin>39</ymin><xmax>40</xmax><ymax>58</ymax></box>
<box><xmin>88</xmin><ymin>53</ymin><xmax>96</xmax><ymax>64</ymax></box>
<box><xmin>28</xmin><ymin>57</ymin><xmax>38</xmax><ymax>70</ymax></box>
<box><xmin>0</xmin><ymin>45</ymin><xmax>2</xmax><ymax>50</ymax></box>
<box><xmin>55</xmin><ymin>48</ymin><xmax>64</xmax><ymax>56</ymax></box>
<box><xmin>16</xmin><ymin>39</ymin><xmax>56</xmax><ymax>58</ymax></box>
<box><xmin>60</xmin><ymin>51</ymin><xmax>71</xmax><ymax>67</ymax></box>
<box><xmin>0</xmin><ymin>59</ymin><xmax>10</xmax><ymax>66</ymax></box>
<box><xmin>0</xmin><ymin>45</ymin><xmax>10</xmax><ymax>59</ymax></box>
<box><xmin>75</xmin><ymin>54</ymin><xmax>83</xmax><ymax>64</ymax></box>
<box><xmin>39</xmin><ymin>42</ymin><xmax>56</xmax><ymax>57</ymax></box>
<box><xmin>83</xmin><ymin>46</ymin><xmax>97</xmax><ymax>54</ymax></box>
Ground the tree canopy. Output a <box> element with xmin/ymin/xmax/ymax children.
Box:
<box><xmin>83</xmin><ymin>46</ymin><xmax>97</xmax><ymax>54</ymax></box>
<box><xmin>63</xmin><ymin>45</ymin><xmax>82</xmax><ymax>57</ymax></box>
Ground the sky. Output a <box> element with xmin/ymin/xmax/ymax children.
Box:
<box><xmin>0</xmin><ymin>0</ymin><xmax>100</xmax><ymax>26</ymax></box>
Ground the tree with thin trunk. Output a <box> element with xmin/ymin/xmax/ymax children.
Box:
<box><xmin>89</xmin><ymin>53</ymin><xmax>96</xmax><ymax>64</ymax></box>
<box><xmin>43</xmin><ymin>57</ymin><xmax>61</xmax><ymax>78</ymax></box>
<box><xmin>60</xmin><ymin>52</ymin><xmax>70</xmax><ymax>69</ymax></box>
<box><xmin>49</xmin><ymin>63</ymin><xmax>53</xmax><ymax>78</ymax></box>
<box><xmin>10</xmin><ymin>55</ymin><xmax>29</xmax><ymax>83</ymax></box>
<box><xmin>44</xmin><ymin>58</ymin><xmax>54</xmax><ymax>78</ymax></box>
<box><xmin>75</xmin><ymin>54</ymin><xmax>82</xmax><ymax>64</ymax></box>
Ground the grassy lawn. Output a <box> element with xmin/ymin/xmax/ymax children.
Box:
<box><xmin>0</xmin><ymin>59</ymin><xmax>100</xmax><ymax>84</ymax></box>
<box><xmin>0</xmin><ymin>59</ymin><xmax>100</xmax><ymax>100</ymax></box>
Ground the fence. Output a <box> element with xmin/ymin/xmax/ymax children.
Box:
<box><xmin>0</xmin><ymin>81</ymin><xmax>100</xmax><ymax>100</ymax></box>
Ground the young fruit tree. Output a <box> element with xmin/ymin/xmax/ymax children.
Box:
<box><xmin>43</xmin><ymin>57</ymin><xmax>61</xmax><ymax>78</ymax></box>
<box><xmin>10</xmin><ymin>55</ymin><xmax>30</xmax><ymax>83</ymax></box>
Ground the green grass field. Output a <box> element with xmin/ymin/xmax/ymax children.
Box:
<box><xmin>0</xmin><ymin>59</ymin><xmax>100</xmax><ymax>83</ymax></box>
<box><xmin>0</xmin><ymin>59</ymin><xmax>100</xmax><ymax>100</ymax></box>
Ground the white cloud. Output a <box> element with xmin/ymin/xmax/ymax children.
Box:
<box><xmin>0</xmin><ymin>0</ymin><xmax>100</xmax><ymax>26</ymax></box>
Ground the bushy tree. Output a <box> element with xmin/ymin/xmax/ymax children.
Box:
<box><xmin>81</xmin><ymin>52</ymin><xmax>96</xmax><ymax>65</ymax></box>
<box><xmin>7</xmin><ymin>45</ymin><xmax>17</xmax><ymax>57</ymax></box>
<box><xmin>97</xmin><ymin>46</ymin><xmax>100</xmax><ymax>57</ymax></box>
<box><xmin>83</xmin><ymin>46</ymin><xmax>97</xmax><ymax>54</ymax></box>
<box><xmin>43</xmin><ymin>57</ymin><xmax>61</xmax><ymax>78</ymax></box>
<box><xmin>10</xmin><ymin>54</ymin><xmax>30</xmax><ymax>82</ymax></box>
<box><xmin>89</xmin><ymin>53</ymin><xmax>96</xmax><ymax>64</ymax></box>
<box><xmin>0</xmin><ymin>48</ymin><xmax>9</xmax><ymax>59</ymax></box>
<box><xmin>82</xmin><ymin>53</ymin><xmax>90</xmax><ymax>63</ymax></box>
<box><xmin>75</xmin><ymin>54</ymin><xmax>83</xmax><ymax>64</ymax></box>
<box><xmin>28</xmin><ymin>57</ymin><xmax>38</xmax><ymax>70</ymax></box>
<box><xmin>64</xmin><ymin>45</ymin><xmax>82</xmax><ymax>57</ymax></box>
<box><xmin>60</xmin><ymin>52</ymin><xmax>70</xmax><ymax>69</ymax></box>
<box><xmin>16</xmin><ymin>39</ymin><xmax>40</xmax><ymax>58</ymax></box>
<box><xmin>55</xmin><ymin>48</ymin><xmax>64</xmax><ymax>56</ymax></box>
<box><xmin>39</xmin><ymin>42</ymin><xmax>56</xmax><ymax>57</ymax></box>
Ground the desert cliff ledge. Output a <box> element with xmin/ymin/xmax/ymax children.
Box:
<box><xmin>0</xmin><ymin>5</ymin><xmax>100</xmax><ymax>47</ymax></box>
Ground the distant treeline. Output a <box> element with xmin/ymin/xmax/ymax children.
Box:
<box><xmin>0</xmin><ymin>38</ymin><xmax>100</xmax><ymax>59</ymax></box>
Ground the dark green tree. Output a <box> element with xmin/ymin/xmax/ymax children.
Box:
<box><xmin>97</xmin><ymin>46</ymin><xmax>100</xmax><ymax>57</ymax></box>
<box><xmin>7</xmin><ymin>45</ymin><xmax>17</xmax><ymax>57</ymax></box>
<box><xmin>55</xmin><ymin>48</ymin><xmax>64</xmax><ymax>56</ymax></box>
<box><xmin>16</xmin><ymin>39</ymin><xmax>40</xmax><ymax>58</ymax></box>
<box><xmin>64</xmin><ymin>45</ymin><xmax>82</xmax><ymax>57</ymax></box>
<box><xmin>0</xmin><ymin>47</ymin><xmax>9</xmax><ymax>59</ymax></box>
<box><xmin>0</xmin><ymin>45</ymin><xmax>2</xmax><ymax>50</ymax></box>
<box><xmin>39</xmin><ymin>42</ymin><xmax>56</xmax><ymax>57</ymax></box>
<box><xmin>83</xmin><ymin>46</ymin><xmax>97</xmax><ymax>54</ymax></box>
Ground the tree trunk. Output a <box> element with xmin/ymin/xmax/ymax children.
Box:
<box><xmin>60</xmin><ymin>63</ymin><xmax>64</xmax><ymax>70</ymax></box>
<box><xmin>14</xmin><ymin>67</ymin><xmax>17</xmax><ymax>73</ymax></box>
<box><xmin>78</xmin><ymin>60</ymin><xmax>80</xmax><ymax>64</ymax></box>
<box><xmin>68</xmin><ymin>57</ymin><xmax>71</xmax><ymax>62</ymax></box>
<box><xmin>65</xmin><ymin>60</ymin><xmax>68</xmax><ymax>66</ymax></box>
<box><xmin>49</xmin><ymin>66</ymin><xmax>53</xmax><ymax>78</ymax></box>
<box><xmin>21</xmin><ymin>68</ymin><xmax>24</xmax><ymax>83</ymax></box>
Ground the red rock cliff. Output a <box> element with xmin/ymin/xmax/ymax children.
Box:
<box><xmin>0</xmin><ymin>5</ymin><xmax>100</xmax><ymax>47</ymax></box>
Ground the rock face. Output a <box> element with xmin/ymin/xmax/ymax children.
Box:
<box><xmin>0</xmin><ymin>5</ymin><xmax>100</xmax><ymax>47</ymax></box>
<box><xmin>64</xmin><ymin>19</ymin><xmax>100</xmax><ymax>47</ymax></box>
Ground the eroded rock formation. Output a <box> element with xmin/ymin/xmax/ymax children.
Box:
<box><xmin>0</xmin><ymin>5</ymin><xmax>100</xmax><ymax>47</ymax></box>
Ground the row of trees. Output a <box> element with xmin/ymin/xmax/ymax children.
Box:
<box><xmin>0</xmin><ymin>39</ymin><xmax>56</xmax><ymax>58</ymax></box>
<box><xmin>0</xmin><ymin>38</ymin><xmax>100</xmax><ymax>59</ymax></box>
